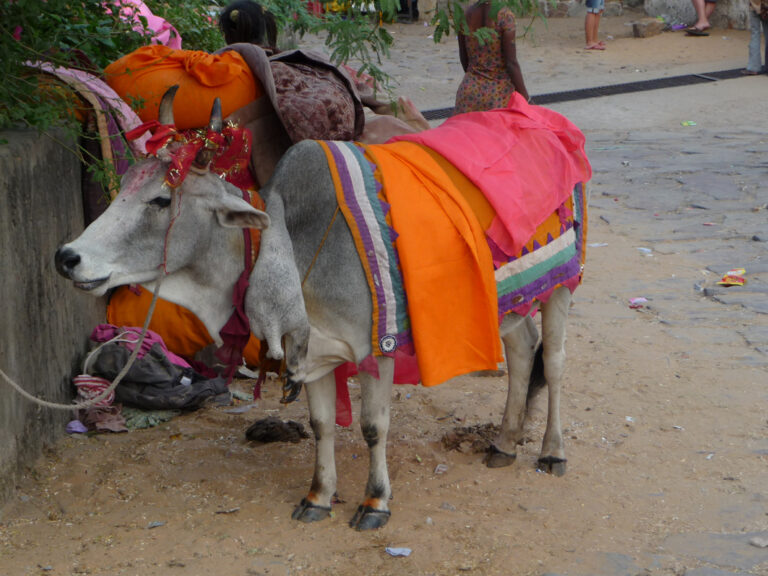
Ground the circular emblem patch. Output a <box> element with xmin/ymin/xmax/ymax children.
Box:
<box><xmin>379</xmin><ymin>335</ymin><xmax>398</xmax><ymax>354</ymax></box>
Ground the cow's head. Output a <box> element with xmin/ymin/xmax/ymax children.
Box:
<box><xmin>55</xmin><ymin>87</ymin><xmax>270</xmax><ymax>297</ymax></box>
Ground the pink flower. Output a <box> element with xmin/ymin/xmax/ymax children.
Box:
<box><xmin>12</xmin><ymin>25</ymin><xmax>22</xmax><ymax>41</ymax></box>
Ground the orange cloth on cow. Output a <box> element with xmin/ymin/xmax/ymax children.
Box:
<box><xmin>106</xmin><ymin>286</ymin><xmax>262</xmax><ymax>366</ymax></box>
<box><xmin>104</xmin><ymin>45</ymin><xmax>261</xmax><ymax>130</ymax></box>
<box><xmin>364</xmin><ymin>141</ymin><xmax>503</xmax><ymax>386</ymax></box>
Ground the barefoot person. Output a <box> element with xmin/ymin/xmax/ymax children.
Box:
<box><xmin>455</xmin><ymin>0</ymin><xmax>530</xmax><ymax>113</ymax></box>
<box><xmin>585</xmin><ymin>0</ymin><xmax>606</xmax><ymax>50</ymax></box>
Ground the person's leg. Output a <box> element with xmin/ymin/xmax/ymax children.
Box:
<box><xmin>690</xmin><ymin>0</ymin><xmax>712</xmax><ymax>30</ymax></box>
<box><xmin>594</xmin><ymin>9</ymin><xmax>604</xmax><ymax>46</ymax></box>
<box><xmin>704</xmin><ymin>1</ymin><xmax>716</xmax><ymax>20</ymax></box>
<box><xmin>763</xmin><ymin>18</ymin><xmax>768</xmax><ymax>72</ymax></box>
<box><xmin>747</xmin><ymin>11</ymin><xmax>762</xmax><ymax>73</ymax></box>
<box><xmin>585</xmin><ymin>0</ymin><xmax>599</xmax><ymax>47</ymax></box>
<box><xmin>585</xmin><ymin>11</ymin><xmax>596</xmax><ymax>47</ymax></box>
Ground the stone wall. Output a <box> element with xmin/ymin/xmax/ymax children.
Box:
<box><xmin>644</xmin><ymin>0</ymin><xmax>747</xmax><ymax>29</ymax></box>
<box><xmin>0</xmin><ymin>129</ymin><xmax>105</xmax><ymax>509</ymax></box>
<box><xmin>418</xmin><ymin>0</ymin><xmax>747</xmax><ymax>29</ymax></box>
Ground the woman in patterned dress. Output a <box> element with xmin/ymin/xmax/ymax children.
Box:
<box><xmin>455</xmin><ymin>0</ymin><xmax>530</xmax><ymax>114</ymax></box>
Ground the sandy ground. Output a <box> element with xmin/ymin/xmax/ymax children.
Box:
<box><xmin>2</xmin><ymin>11</ymin><xmax>767</xmax><ymax>576</ymax></box>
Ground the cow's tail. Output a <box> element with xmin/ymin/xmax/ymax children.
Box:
<box><xmin>527</xmin><ymin>342</ymin><xmax>546</xmax><ymax>407</ymax></box>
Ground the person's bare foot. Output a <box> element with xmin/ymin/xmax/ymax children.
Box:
<box><xmin>397</xmin><ymin>97</ymin><xmax>431</xmax><ymax>131</ymax></box>
<box><xmin>585</xmin><ymin>43</ymin><xmax>606</xmax><ymax>50</ymax></box>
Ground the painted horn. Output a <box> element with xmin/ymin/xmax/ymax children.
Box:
<box><xmin>194</xmin><ymin>98</ymin><xmax>223</xmax><ymax>168</ymax></box>
<box><xmin>158</xmin><ymin>85</ymin><xmax>179</xmax><ymax>126</ymax></box>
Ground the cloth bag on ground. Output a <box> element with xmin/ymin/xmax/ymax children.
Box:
<box><xmin>89</xmin><ymin>341</ymin><xmax>229</xmax><ymax>410</ymax></box>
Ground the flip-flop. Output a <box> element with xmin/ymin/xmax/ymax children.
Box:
<box><xmin>685</xmin><ymin>27</ymin><xmax>709</xmax><ymax>36</ymax></box>
<box><xmin>585</xmin><ymin>43</ymin><xmax>606</xmax><ymax>50</ymax></box>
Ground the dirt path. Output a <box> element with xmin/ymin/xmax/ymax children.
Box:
<box><xmin>1</xmin><ymin>12</ymin><xmax>767</xmax><ymax>576</ymax></box>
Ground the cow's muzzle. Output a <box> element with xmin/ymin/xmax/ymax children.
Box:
<box><xmin>54</xmin><ymin>246</ymin><xmax>110</xmax><ymax>291</ymax></box>
<box><xmin>54</xmin><ymin>246</ymin><xmax>80</xmax><ymax>278</ymax></box>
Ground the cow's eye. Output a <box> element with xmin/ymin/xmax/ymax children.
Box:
<box><xmin>148</xmin><ymin>196</ymin><xmax>171</xmax><ymax>209</ymax></box>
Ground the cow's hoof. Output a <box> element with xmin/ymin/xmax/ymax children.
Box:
<box><xmin>291</xmin><ymin>498</ymin><xmax>331</xmax><ymax>523</ymax></box>
<box><xmin>485</xmin><ymin>444</ymin><xmax>517</xmax><ymax>468</ymax></box>
<box><xmin>537</xmin><ymin>456</ymin><xmax>567</xmax><ymax>477</ymax></box>
<box><xmin>349</xmin><ymin>505</ymin><xmax>390</xmax><ymax>531</ymax></box>
<box><xmin>280</xmin><ymin>378</ymin><xmax>303</xmax><ymax>404</ymax></box>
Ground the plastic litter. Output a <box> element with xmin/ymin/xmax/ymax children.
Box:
<box><xmin>717</xmin><ymin>268</ymin><xmax>746</xmax><ymax>287</ymax></box>
<box><xmin>222</xmin><ymin>403</ymin><xmax>257</xmax><ymax>414</ymax></box>
<box><xmin>629</xmin><ymin>297</ymin><xmax>648</xmax><ymax>309</ymax></box>
<box><xmin>66</xmin><ymin>420</ymin><xmax>89</xmax><ymax>434</ymax></box>
<box><xmin>680</xmin><ymin>120</ymin><xmax>697</xmax><ymax>126</ymax></box>
<box><xmin>385</xmin><ymin>547</ymin><xmax>412</xmax><ymax>557</ymax></box>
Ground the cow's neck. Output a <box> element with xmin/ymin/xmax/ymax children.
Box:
<box><xmin>142</xmin><ymin>226</ymin><xmax>245</xmax><ymax>347</ymax></box>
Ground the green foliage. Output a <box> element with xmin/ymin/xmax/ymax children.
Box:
<box><xmin>437</xmin><ymin>0</ymin><xmax>544</xmax><ymax>46</ymax></box>
<box><xmin>0</xmin><ymin>0</ymin><xmax>542</xmax><ymax>133</ymax></box>
<box><xmin>0</xmin><ymin>0</ymin><xmax>148</xmax><ymax>131</ymax></box>
<box><xmin>144</xmin><ymin>0</ymin><xmax>226</xmax><ymax>53</ymax></box>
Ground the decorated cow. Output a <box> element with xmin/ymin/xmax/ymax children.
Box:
<box><xmin>55</xmin><ymin>87</ymin><xmax>591</xmax><ymax>530</ymax></box>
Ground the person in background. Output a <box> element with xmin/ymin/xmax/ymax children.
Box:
<box><xmin>584</xmin><ymin>0</ymin><xmax>606</xmax><ymax>50</ymax></box>
<box><xmin>744</xmin><ymin>0</ymin><xmax>768</xmax><ymax>73</ymax></box>
<box><xmin>219</xmin><ymin>0</ymin><xmax>278</xmax><ymax>51</ymax></box>
<box><xmin>454</xmin><ymin>0</ymin><xmax>530</xmax><ymax>114</ymax></box>
<box><xmin>686</xmin><ymin>0</ymin><xmax>716</xmax><ymax>35</ymax></box>
<box><xmin>218</xmin><ymin>0</ymin><xmax>430</xmax><ymax>130</ymax></box>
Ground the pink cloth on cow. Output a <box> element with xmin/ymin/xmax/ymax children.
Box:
<box><xmin>390</xmin><ymin>93</ymin><xmax>592</xmax><ymax>257</ymax></box>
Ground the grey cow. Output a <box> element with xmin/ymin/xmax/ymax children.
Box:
<box><xmin>56</xmin><ymin>93</ymin><xmax>580</xmax><ymax>530</ymax></box>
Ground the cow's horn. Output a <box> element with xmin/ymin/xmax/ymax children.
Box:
<box><xmin>194</xmin><ymin>98</ymin><xmax>223</xmax><ymax>168</ymax></box>
<box><xmin>208</xmin><ymin>97</ymin><xmax>223</xmax><ymax>133</ymax></box>
<box><xmin>158</xmin><ymin>85</ymin><xmax>179</xmax><ymax>126</ymax></box>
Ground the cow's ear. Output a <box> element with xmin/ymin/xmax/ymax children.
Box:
<box><xmin>217</xmin><ymin>208</ymin><xmax>270</xmax><ymax>230</ymax></box>
<box><xmin>212</xmin><ymin>193</ymin><xmax>271</xmax><ymax>230</ymax></box>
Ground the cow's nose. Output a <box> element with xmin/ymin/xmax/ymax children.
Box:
<box><xmin>54</xmin><ymin>246</ymin><xmax>81</xmax><ymax>277</ymax></box>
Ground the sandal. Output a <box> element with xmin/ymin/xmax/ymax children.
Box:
<box><xmin>685</xmin><ymin>27</ymin><xmax>710</xmax><ymax>36</ymax></box>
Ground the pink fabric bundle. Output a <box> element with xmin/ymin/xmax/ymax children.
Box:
<box><xmin>110</xmin><ymin>0</ymin><xmax>182</xmax><ymax>49</ymax></box>
<box><xmin>391</xmin><ymin>93</ymin><xmax>592</xmax><ymax>257</ymax></box>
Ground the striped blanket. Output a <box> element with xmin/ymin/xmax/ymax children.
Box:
<box><xmin>319</xmin><ymin>140</ymin><xmax>587</xmax><ymax>387</ymax></box>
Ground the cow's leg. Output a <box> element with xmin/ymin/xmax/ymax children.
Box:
<box><xmin>537</xmin><ymin>286</ymin><xmax>571</xmax><ymax>476</ymax></box>
<box><xmin>292</xmin><ymin>372</ymin><xmax>337</xmax><ymax>522</ymax></box>
<box><xmin>349</xmin><ymin>356</ymin><xmax>393</xmax><ymax>530</ymax></box>
<box><xmin>489</xmin><ymin>313</ymin><xmax>539</xmax><ymax>468</ymax></box>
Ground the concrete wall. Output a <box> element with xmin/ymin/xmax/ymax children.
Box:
<box><xmin>420</xmin><ymin>0</ymin><xmax>747</xmax><ymax>29</ymax></box>
<box><xmin>644</xmin><ymin>0</ymin><xmax>748</xmax><ymax>29</ymax></box>
<box><xmin>0</xmin><ymin>129</ymin><xmax>105</xmax><ymax>509</ymax></box>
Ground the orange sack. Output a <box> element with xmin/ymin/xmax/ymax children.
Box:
<box><xmin>107</xmin><ymin>286</ymin><xmax>262</xmax><ymax>367</ymax></box>
<box><xmin>105</xmin><ymin>45</ymin><xmax>260</xmax><ymax>130</ymax></box>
